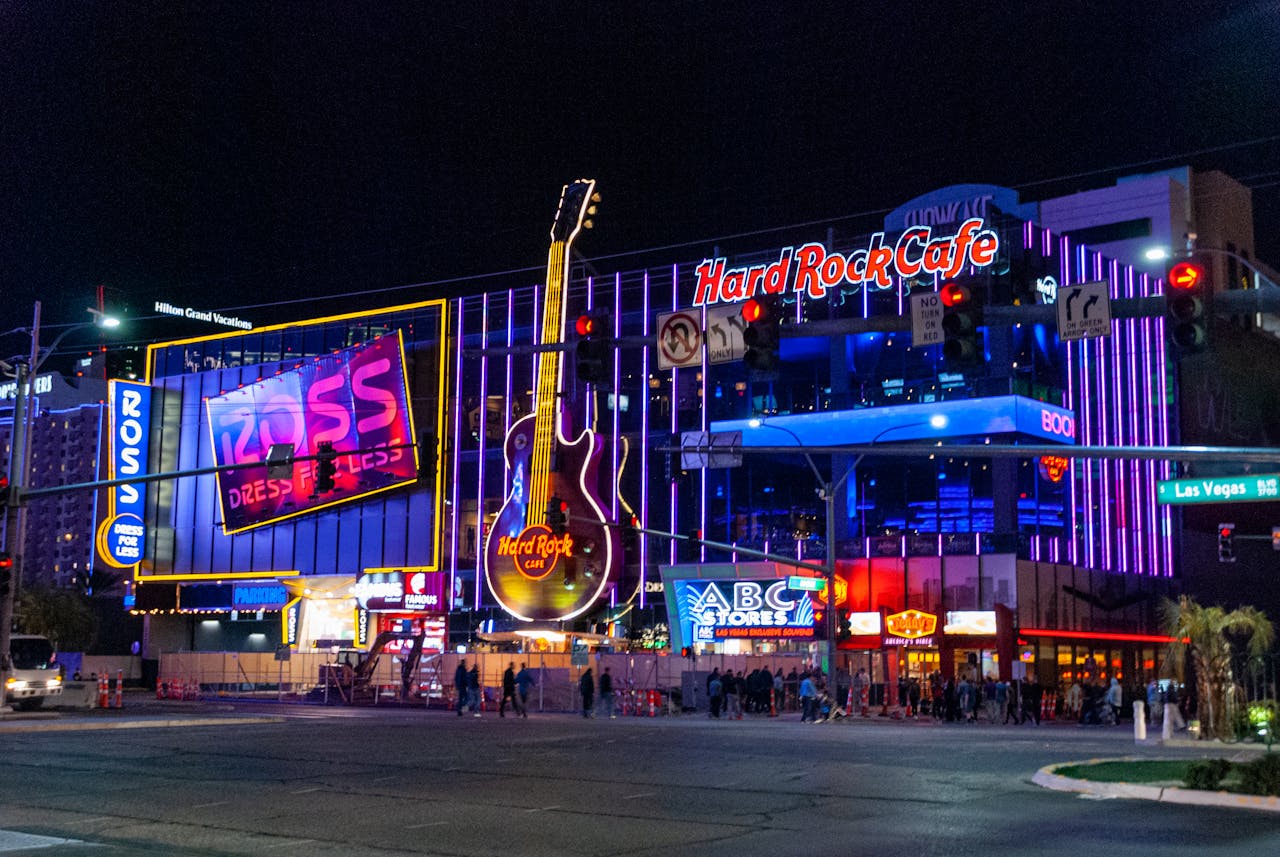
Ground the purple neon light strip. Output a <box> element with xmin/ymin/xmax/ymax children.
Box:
<box><xmin>473</xmin><ymin>293</ymin><xmax>492</xmax><ymax>610</ymax></box>
<box><xmin>450</xmin><ymin>299</ymin><xmax>471</xmax><ymax>608</ymax></box>
<box><xmin>669</xmin><ymin>265</ymin><xmax>679</xmax><ymax>566</ymax></box>
<box><xmin>639</xmin><ymin>271</ymin><xmax>651</xmax><ymax>606</ymax></box>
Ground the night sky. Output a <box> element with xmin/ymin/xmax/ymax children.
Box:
<box><xmin>3</xmin><ymin>2</ymin><xmax>1278</xmax><ymax>355</ymax></box>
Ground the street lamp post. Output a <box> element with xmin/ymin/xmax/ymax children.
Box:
<box><xmin>1</xmin><ymin>301</ymin><xmax>119</xmax><ymax>710</ymax></box>
<box><xmin>749</xmin><ymin>415</ymin><xmax>948</xmax><ymax>690</ymax></box>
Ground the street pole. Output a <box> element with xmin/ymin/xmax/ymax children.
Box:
<box><xmin>0</xmin><ymin>361</ymin><xmax>31</xmax><ymax>710</ymax></box>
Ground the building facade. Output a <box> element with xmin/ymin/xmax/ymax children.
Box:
<box><xmin>118</xmin><ymin>169</ymin><xmax>1269</xmax><ymax>699</ymax></box>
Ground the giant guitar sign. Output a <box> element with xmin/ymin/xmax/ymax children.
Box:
<box><xmin>483</xmin><ymin>179</ymin><xmax>621</xmax><ymax>621</ymax></box>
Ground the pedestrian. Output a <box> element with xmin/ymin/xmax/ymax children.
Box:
<box><xmin>799</xmin><ymin>672</ymin><xmax>817</xmax><ymax>722</ymax></box>
<box><xmin>454</xmin><ymin>658</ymin><xmax>468</xmax><ymax>717</ymax></box>
<box><xmin>468</xmin><ymin>663</ymin><xmax>482</xmax><ymax>716</ymax></box>
<box><xmin>1021</xmin><ymin>675</ymin><xmax>1042</xmax><ymax>726</ymax></box>
<box><xmin>785</xmin><ymin>668</ymin><xmax>799</xmax><ymax>711</ymax></box>
<box><xmin>515</xmin><ymin>662</ymin><xmax>535</xmax><ymax>717</ymax></box>
<box><xmin>599</xmin><ymin>667</ymin><xmax>615</xmax><ymax>718</ymax></box>
<box><xmin>725</xmin><ymin>670</ymin><xmax>742</xmax><ymax>719</ymax></box>
<box><xmin>579</xmin><ymin>668</ymin><xmax>594</xmax><ymax>718</ymax></box>
<box><xmin>907</xmin><ymin>676</ymin><xmax>922</xmax><ymax>718</ymax></box>
<box><xmin>983</xmin><ymin>676</ymin><xmax>999</xmax><ymax>723</ymax></box>
<box><xmin>1145</xmin><ymin>679</ymin><xmax>1162</xmax><ymax>724</ymax></box>
<box><xmin>852</xmin><ymin>667</ymin><xmax>868</xmax><ymax>716</ymax></box>
<box><xmin>957</xmin><ymin>674</ymin><xmax>974</xmax><ymax>722</ymax></box>
<box><xmin>708</xmin><ymin>671</ymin><xmax>723</xmax><ymax>719</ymax></box>
<box><xmin>1104</xmin><ymin>678</ymin><xmax>1123</xmax><ymax>724</ymax></box>
<box><xmin>995</xmin><ymin>679</ymin><xmax>1009</xmax><ymax>724</ymax></box>
<box><xmin>500</xmin><ymin>661</ymin><xmax>521</xmax><ymax>718</ymax></box>
<box><xmin>773</xmin><ymin>668</ymin><xmax>784</xmax><ymax>714</ymax></box>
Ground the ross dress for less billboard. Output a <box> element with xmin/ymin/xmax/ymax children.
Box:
<box><xmin>206</xmin><ymin>332</ymin><xmax>419</xmax><ymax>533</ymax></box>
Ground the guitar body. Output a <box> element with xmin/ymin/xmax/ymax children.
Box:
<box><xmin>481</xmin><ymin>178</ymin><xmax>622</xmax><ymax>622</ymax></box>
<box><xmin>484</xmin><ymin>414</ymin><xmax>620</xmax><ymax>621</ymax></box>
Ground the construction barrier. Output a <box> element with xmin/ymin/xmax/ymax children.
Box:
<box><xmin>97</xmin><ymin>673</ymin><xmax>109</xmax><ymax>708</ymax></box>
<box><xmin>1041</xmin><ymin>691</ymin><xmax>1057</xmax><ymax>722</ymax></box>
<box><xmin>115</xmin><ymin>669</ymin><xmax>124</xmax><ymax>709</ymax></box>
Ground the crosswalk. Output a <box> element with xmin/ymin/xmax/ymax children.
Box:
<box><xmin>0</xmin><ymin>830</ymin><xmax>85</xmax><ymax>852</ymax></box>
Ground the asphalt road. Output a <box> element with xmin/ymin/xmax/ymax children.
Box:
<box><xmin>1</xmin><ymin>701</ymin><xmax>1277</xmax><ymax>856</ymax></box>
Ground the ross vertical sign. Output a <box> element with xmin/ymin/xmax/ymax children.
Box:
<box><xmin>96</xmin><ymin>379</ymin><xmax>152</xmax><ymax>568</ymax></box>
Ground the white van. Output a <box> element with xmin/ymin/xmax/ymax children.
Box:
<box><xmin>6</xmin><ymin>634</ymin><xmax>64</xmax><ymax>710</ymax></box>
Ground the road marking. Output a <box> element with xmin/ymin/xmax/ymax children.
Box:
<box><xmin>371</xmin><ymin>775</ymin><xmax>397</xmax><ymax>783</ymax></box>
<box><xmin>260</xmin><ymin>838</ymin><xmax>317</xmax><ymax>850</ymax></box>
<box><xmin>65</xmin><ymin>817</ymin><xmax>112</xmax><ymax>825</ymax></box>
<box><xmin>291</xmin><ymin>787</ymin><xmax>323</xmax><ymax>794</ymax></box>
<box><xmin>624</xmin><ymin>792</ymin><xmax>655</xmax><ymax>800</ymax></box>
<box><xmin>191</xmin><ymin>801</ymin><xmax>228</xmax><ymax>809</ymax></box>
<box><xmin>406</xmin><ymin>822</ymin><xmax>447</xmax><ymax>829</ymax></box>
<box><xmin>0</xmin><ymin>830</ymin><xmax>83</xmax><ymax>851</ymax></box>
<box><xmin>526</xmin><ymin>805</ymin><xmax>560</xmax><ymax>813</ymax></box>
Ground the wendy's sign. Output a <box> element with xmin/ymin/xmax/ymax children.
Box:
<box><xmin>206</xmin><ymin>332</ymin><xmax>419</xmax><ymax>533</ymax></box>
<box><xmin>692</xmin><ymin>218</ymin><xmax>1000</xmax><ymax>307</ymax></box>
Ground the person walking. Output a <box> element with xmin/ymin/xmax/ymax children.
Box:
<box><xmin>468</xmin><ymin>663</ymin><xmax>482</xmax><ymax>716</ymax></box>
<box><xmin>799</xmin><ymin>672</ymin><xmax>817</xmax><ymax>722</ymax></box>
<box><xmin>725</xmin><ymin>670</ymin><xmax>742</xmax><ymax>720</ymax></box>
<box><xmin>1104</xmin><ymin>678</ymin><xmax>1123</xmax><ymax>725</ymax></box>
<box><xmin>708</xmin><ymin>671</ymin><xmax>724</xmax><ymax>719</ymax></box>
<box><xmin>599</xmin><ymin>667</ymin><xmax>616</xmax><ymax>718</ymax></box>
<box><xmin>579</xmin><ymin>668</ymin><xmax>595</xmax><ymax>718</ymax></box>
<box><xmin>500</xmin><ymin>662</ymin><xmax>521</xmax><ymax>718</ymax></box>
<box><xmin>454</xmin><ymin>659</ymin><xmax>468</xmax><ymax>717</ymax></box>
<box><xmin>1021</xmin><ymin>675</ymin><xmax>1042</xmax><ymax>726</ymax></box>
<box><xmin>515</xmin><ymin>662</ymin><xmax>535</xmax><ymax>717</ymax></box>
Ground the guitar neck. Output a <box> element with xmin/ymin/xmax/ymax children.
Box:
<box><xmin>529</xmin><ymin>238</ymin><xmax>572</xmax><ymax>521</ymax></box>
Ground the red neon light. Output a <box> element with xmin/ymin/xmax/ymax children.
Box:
<box><xmin>1020</xmin><ymin>628</ymin><xmax>1184</xmax><ymax>644</ymax></box>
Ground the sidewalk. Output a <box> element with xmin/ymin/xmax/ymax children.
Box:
<box><xmin>1033</xmin><ymin>756</ymin><xmax>1280</xmax><ymax>814</ymax></box>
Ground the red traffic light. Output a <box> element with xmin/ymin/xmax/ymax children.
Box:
<box><xmin>939</xmin><ymin>282</ymin><xmax>972</xmax><ymax>307</ymax></box>
<box><xmin>1219</xmin><ymin>525</ymin><xmax>1235</xmax><ymax>539</ymax></box>
<box><xmin>0</xmin><ymin>553</ymin><xmax>13</xmax><ymax>571</ymax></box>
<box><xmin>741</xmin><ymin>298</ymin><xmax>769</xmax><ymax>324</ymax></box>
<box><xmin>1168</xmin><ymin>260</ymin><xmax>1206</xmax><ymax>291</ymax></box>
<box><xmin>575</xmin><ymin>314</ymin><xmax>597</xmax><ymax>337</ymax></box>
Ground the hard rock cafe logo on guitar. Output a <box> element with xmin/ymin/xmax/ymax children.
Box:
<box><xmin>494</xmin><ymin>526</ymin><xmax>575</xmax><ymax>580</ymax></box>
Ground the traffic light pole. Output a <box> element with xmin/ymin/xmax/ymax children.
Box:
<box><xmin>0</xmin><ymin>360</ymin><xmax>32</xmax><ymax>710</ymax></box>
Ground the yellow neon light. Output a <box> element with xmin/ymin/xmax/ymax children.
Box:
<box><xmin>140</xmin><ymin>570</ymin><xmax>302</xmax><ymax>582</ymax></box>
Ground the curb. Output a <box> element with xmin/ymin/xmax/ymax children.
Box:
<box><xmin>1033</xmin><ymin>758</ymin><xmax>1280</xmax><ymax>813</ymax></box>
<box><xmin>0</xmin><ymin>715</ymin><xmax>285</xmax><ymax>734</ymax></box>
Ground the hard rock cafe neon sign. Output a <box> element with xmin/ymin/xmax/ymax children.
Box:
<box><xmin>693</xmin><ymin>218</ymin><xmax>1001</xmax><ymax>307</ymax></box>
<box><xmin>884</xmin><ymin>609</ymin><xmax>938</xmax><ymax>639</ymax></box>
<box><xmin>493</xmin><ymin>526</ymin><xmax>575</xmax><ymax>580</ymax></box>
<box><xmin>1038</xmin><ymin>455</ymin><xmax>1070</xmax><ymax>483</ymax></box>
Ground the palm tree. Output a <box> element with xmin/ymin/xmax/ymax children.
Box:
<box><xmin>1161</xmin><ymin>596</ymin><xmax>1275</xmax><ymax>740</ymax></box>
<box><xmin>15</xmin><ymin>586</ymin><xmax>98</xmax><ymax>652</ymax></box>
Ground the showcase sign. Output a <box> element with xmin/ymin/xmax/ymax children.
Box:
<box><xmin>673</xmin><ymin>578</ymin><xmax>816</xmax><ymax>642</ymax></box>
<box><xmin>692</xmin><ymin>218</ymin><xmax>1001</xmax><ymax>307</ymax></box>
<box><xmin>206</xmin><ymin>333</ymin><xmax>419</xmax><ymax>533</ymax></box>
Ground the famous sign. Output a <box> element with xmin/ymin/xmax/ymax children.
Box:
<box><xmin>692</xmin><ymin>218</ymin><xmax>1000</xmax><ymax>307</ymax></box>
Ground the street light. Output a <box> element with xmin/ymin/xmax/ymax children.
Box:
<box><xmin>1</xmin><ymin>300</ymin><xmax>120</xmax><ymax>711</ymax></box>
<box><xmin>748</xmin><ymin>414</ymin><xmax>948</xmax><ymax>688</ymax></box>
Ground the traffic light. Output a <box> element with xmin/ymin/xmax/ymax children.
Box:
<box><xmin>1165</xmin><ymin>259</ymin><xmax>1210</xmax><ymax>355</ymax></box>
<box><xmin>0</xmin><ymin>472</ymin><xmax>9</xmax><ymax>512</ymax></box>
<box><xmin>574</xmin><ymin>312</ymin><xmax>612</xmax><ymax>385</ymax></box>
<box><xmin>545</xmin><ymin>495</ymin><xmax>569</xmax><ymax>534</ymax></box>
<box><xmin>837</xmin><ymin>612</ymin><xmax>852</xmax><ymax>640</ymax></box>
<box><xmin>0</xmin><ymin>552</ymin><xmax>13</xmax><ymax>598</ymax></box>
<box><xmin>940</xmin><ymin>281</ymin><xmax>982</xmax><ymax>363</ymax></box>
<box><xmin>1217</xmin><ymin>523</ymin><xmax>1236</xmax><ymax>563</ymax></box>
<box><xmin>741</xmin><ymin>297</ymin><xmax>780</xmax><ymax>373</ymax></box>
<box><xmin>314</xmin><ymin>441</ymin><xmax>337</xmax><ymax>494</ymax></box>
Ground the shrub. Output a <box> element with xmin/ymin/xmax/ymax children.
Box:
<box><xmin>1183</xmin><ymin>758</ymin><xmax>1232</xmax><ymax>791</ymax></box>
<box><xmin>1238</xmin><ymin>753</ymin><xmax>1280</xmax><ymax>796</ymax></box>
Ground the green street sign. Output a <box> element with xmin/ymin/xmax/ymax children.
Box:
<box><xmin>1157</xmin><ymin>473</ymin><xmax>1280</xmax><ymax>505</ymax></box>
<box><xmin>787</xmin><ymin>575</ymin><xmax>826</xmax><ymax>591</ymax></box>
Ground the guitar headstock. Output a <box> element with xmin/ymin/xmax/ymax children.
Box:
<box><xmin>550</xmin><ymin>178</ymin><xmax>600</xmax><ymax>244</ymax></box>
